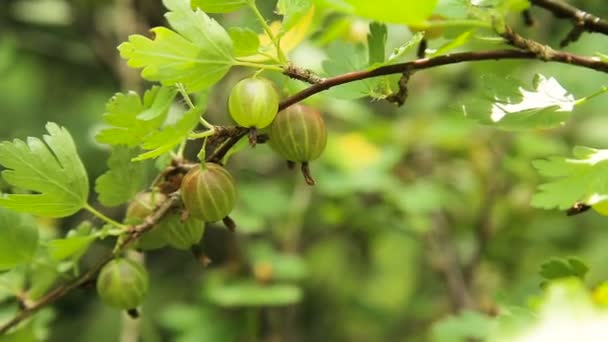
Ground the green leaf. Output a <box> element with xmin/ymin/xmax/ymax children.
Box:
<box><xmin>96</xmin><ymin>86</ymin><xmax>175</xmax><ymax>147</ymax></box>
<box><xmin>95</xmin><ymin>146</ymin><xmax>146</xmax><ymax>207</ymax></box>
<box><xmin>367</xmin><ymin>22</ymin><xmax>386</xmax><ymax>65</ymax></box>
<box><xmin>0</xmin><ymin>123</ymin><xmax>88</xmax><ymax>217</ymax></box>
<box><xmin>313</xmin><ymin>0</ymin><xmax>438</xmax><ymax>24</ymax></box>
<box><xmin>431</xmin><ymin>310</ymin><xmax>494</xmax><ymax>342</ymax></box>
<box><xmin>463</xmin><ymin>74</ymin><xmax>576</xmax><ymax>130</ymax></box>
<box><xmin>47</xmin><ymin>236</ymin><xmax>95</xmax><ymax>261</ymax></box>
<box><xmin>191</xmin><ymin>0</ymin><xmax>248</xmax><ymax>13</ymax></box>
<box><xmin>383</xmin><ymin>31</ymin><xmax>424</xmax><ymax>65</ymax></box>
<box><xmin>0</xmin><ymin>207</ymin><xmax>38</xmax><ymax>271</ymax></box>
<box><xmin>206</xmin><ymin>281</ymin><xmax>302</xmax><ymax>307</ymax></box>
<box><xmin>277</xmin><ymin>0</ymin><xmax>313</xmax><ymax>36</ymax></box>
<box><xmin>323</xmin><ymin>42</ymin><xmax>387</xmax><ymax>99</ymax></box>
<box><xmin>531</xmin><ymin>146</ymin><xmax>608</xmax><ymax>210</ymax></box>
<box><xmin>539</xmin><ymin>258</ymin><xmax>588</xmax><ymax>282</ymax></box>
<box><xmin>133</xmin><ymin>104</ymin><xmax>206</xmax><ymax>161</ymax></box>
<box><xmin>119</xmin><ymin>0</ymin><xmax>234</xmax><ymax>93</ymax></box>
<box><xmin>228</xmin><ymin>27</ymin><xmax>260</xmax><ymax>57</ymax></box>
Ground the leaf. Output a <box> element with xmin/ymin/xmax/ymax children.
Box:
<box><xmin>133</xmin><ymin>104</ymin><xmax>206</xmax><ymax>161</ymax></box>
<box><xmin>137</xmin><ymin>86</ymin><xmax>178</xmax><ymax>121</ymax></box>
<box><xmin>384</xmin><ymin>31</ymin><xmax>424</xmax><ymax>65</ymax></box>
<box><xmin>228</xmin><ymin>27</ymin><xmax>260</xmax><ymax>57</ymax></box>
<box><xmin>531</xmin><ymin>146</ymin><xmax>608</xmax><ymax>210</ymax></box>
<box><xmin>0</xmin><ymin>207</ymin><xmax>38</xmax><ymax>271</ymax></box>
<box><xmin>118</xmin><ymin>0</ymin><xmax>234</xmax><ymax>93</ymax></box>
<box><xmin>0</xmin><ymin>123</ymin><xmax>89</xmax><ymax>217</ymax></box>
<box><xmin>96</xmin><ymin>86</ymin><xmax>175</xmax><ymax>147</ymax></box>
<box><xmin>367</xmin><ymin>22</ymin><xmax>386</xmax><ymax>65</ymax></box>
<box><xmin>313</xmin><ymin>0</ymin><xmax>438</xmax><ymax>25</ymax></box>
<box><xmin>95</xmin><ymin>146</ymin><xmax>146</xmax><ymax>207</ymax></box>
<box><xmin>463</xmin><ymin>74</ymin><xmax>576</xmax><ymax>130</ymax></box>
<box><xmin>323</xmin><ymin>42</ymin><xmax>387</xmax><ymax>99</ymax></box>
<box><xmin>47</xmin><ymin>236</ymin><xmax>95</xmax><ymax>261</ymax></box>
<box><xmin>191</xmin><ymin>0</ymin><xmax>248</xmax><ymax>13</ymax></box>
<box><xmin>206</xmin><ymin>281</ymin><xmax>302</xmax><ymax>307</ymax></box>
<box><xmin>431</xmin><ymin>310</ymin><xmax>494</xmax><ymax>342</ymax></box>
<box><xmin>539</xmin><ymin>258</ymin><xmax>588</xmax><ymax>282</ymax></box>
<box><xmin>276</xmin><ymin>0</ymin><xmax>313</xmax><ymax>36</ymax></box>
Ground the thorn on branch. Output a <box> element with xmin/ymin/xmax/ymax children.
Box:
<box><xmin>386</xmin><ymin>69</ymin><xmax>412</xmax><ymax>106</ymax></box>
<box><xmin>283</xmin><ymin>63</ymin><xmax>325</xmax><ymax>85</ymax></box>
<box><xmin>560</xmin><ymin>22</ymin><xmax>586</xmax><ymax>47</ymax></box>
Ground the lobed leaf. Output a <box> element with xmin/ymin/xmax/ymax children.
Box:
<box><xmin>96</xmin><ymin>86</ymin><xmax>176</xmax><ymax>146</ymax></box>
<box><xmin>119</xmin><ymin>0</ymin><xmax>234</xmax><ymax>93</ymax></box>
<box><xmin>228</xmin><ymin>27</ymin><xmax>260</xmax><ymax>57</ymax></box>
<box><xmin>95</xmin><ymin>146</ymin><xmax>146</xmax><ymax>206</ymax></box>
<box><xmin>0</xmin><ymin>123</ymin><xmax>88</xmax><ymax>217</ymax></box>
<box><xmin>463</xmin><ymin>74</ymin><xmax>576</xmax><ymax>130</ymax></box>
<box><xmin>191</xmin><ymin>0</ymin><xmax>248</xmax><ymax>13</ymax></box>
<box><xmin>531</xmin><ymin>146</ymin><xmax>608</xmax><ymax>210</ymax></box>
<box><xmin>277</xmin><ymin>0</ymin><xmax>313</xmax><ymax>36</ymax></box>
<box><xmin>133</xmin><ymin>105</ymin><xmax>206</xmax><ymax>161</ymax></box>
<box><xmin>313</xmin><ymin>0</ymin><xmax>438</xmax><ymax>25</ymax></box>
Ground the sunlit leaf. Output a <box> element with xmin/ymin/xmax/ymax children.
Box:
<box><xmin>133</xmin><ymin>105</ymin><xmax>205</xmax><ymax>161</ymax></box>
<box><xmin>96</xmin><ymin>86</ymin><xmax>175</xmax><ymax>147</ymax></box>
<box><xmin>191</xmin><ymin>0</ymin><xmax>247</xmax><ymax>13</ymax></box>
<box><xmin>463</xmin><ymin>74</ymin><xmax>576</xmax><ymax>130</ymax></box>
<box><xmin>0</xmin><ymin>123</ymin><xmax>88</xmax><ymax>217</ymax></box>
<box><xmin>228</xmin><ymin>27</ymin><xmax>260</xmax><ymax>57</ymax></box>
<box><xmin>531</xmin><ymin>146</ymin><xmax>608</xmax><ymax>210</ymax></box>
<box><xmin>119</xmin><ymin>0</ymin><xmax>234</xmax><ymax>93</ymax></box>
<box><xmin>277</xmin><ymin>0</ymin><xmax>313</xmax><ymax>36</ymax></box>
<box><xmin>313</xmin><ymin>0</ymin><xmax>438</xmax><ymax>24</ymax></box>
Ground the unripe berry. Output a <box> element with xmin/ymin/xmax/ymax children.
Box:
<box><xmin>180</xmin><ymin>163</ymin><xmax>237</xmax><ymax>222</ymax></box>
<box><xmin>126</xmin><ymin>192</ymin><xmax>167</xmax><ymax>250</ymax></box>
<box><xmin>269</xmin><ymin>104</ymin><xmax>327</xmax><ymax>163</ymax></box>
<box><xmin>269</xmin><ymin>104</ymin><xmax>327</xmax><ymax>185</ymax></box>
<box><xmin>97</xmin><ymin>258</ymin><xmax>149</xmax><ymax>309</ymax></box>
<box><xmin>228</xmin><ymin>77</ymin><xmax>279</xmax><ymax>129</ymax></box>
<box><xmin>163</xmin><ymin>215</ymin><xmax>205</xmax><ymax>250</ymax></box>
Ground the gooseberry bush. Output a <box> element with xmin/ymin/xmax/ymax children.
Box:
<box><xmin>2</xmin><ymin>0</ymin><xmax>608</xmax><ymax>340</ymax></box>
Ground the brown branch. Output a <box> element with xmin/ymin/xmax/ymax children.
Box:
<box><xmin>0</xmin><ymin>195</ymin><xmax>180</xmax><ymax>335</ymax></box>
<box><xmin>530</xmin><ymin>0</ymin><xmax>608</xmax><ymax>41</ymax></box>
<box><xmin>3</xmin><ymin>43</ymin><xmax>608</xmax><ymax>335</ymax></box>
<box><xmin>282</xmin><ymin>63</ymin><xmax>325</xmax><ymax>84</ymax></box>
<box><xmin>279</xmin><ymin>49</ymin><xmax>608</xmax><ymax>109</ymax></box>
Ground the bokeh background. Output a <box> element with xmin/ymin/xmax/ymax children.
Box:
<box><xmin>1</xmin><ymin>0</ymin><xmax>608</xmax><ymax>341</ymax></box>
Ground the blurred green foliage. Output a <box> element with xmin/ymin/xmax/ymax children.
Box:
<box><xmin>2</xmin><ymin>0</ymin><xmax>608</xmax><ymax>341</ymax></box>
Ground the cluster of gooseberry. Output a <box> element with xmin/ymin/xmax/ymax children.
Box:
<box><xmin>96</xmin><ymin>77</ymin><xmax>327</xmax><ymax>310</ymax></box>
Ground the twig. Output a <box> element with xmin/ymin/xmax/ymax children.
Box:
<box><xmin>283</xmin><ymin>63</ymin><xmax>325</xmax><ymax>84</ymax></box>
<box><xmin>0</xmin><ymin>195</ymin><xmax>180</xmax><ymax>335</ymax></box>
<box><xmin>500</xmin><ymin>26</ymin><xmax>556</xmax><ymax>60</ymax></box>
<box><xmin>3</xmin><ymin>42</ymin><xmax>608</xmax><ymax>334</ymax></box>
<box><xmin>279</xmin><ymin>49</ymin><xmax>608</xmax><ymax>109</ymax></box>
<box><xmin>530</xmin><ymin>0</ymin><xmax>608</xmax><ymax>44</ymax></box>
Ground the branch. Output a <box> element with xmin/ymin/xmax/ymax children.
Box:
<box><xmin>0</xmin><ymin>195</ymin><xmax>181</xmax><ymax>335</ymax></box>
<box><xmin>3</xmin><ymin>44</ymin><xmax>608</xmax><ymax>335</ymax></box>
<box><xmin>280</xmin><ymin>49</ymin><xmax>608</xmax><ymax>109</ymax></box>
<box><xmin>530</xmin><ymin>0</ymin><xmax>608</xmax><ymax>35</ymax></box>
